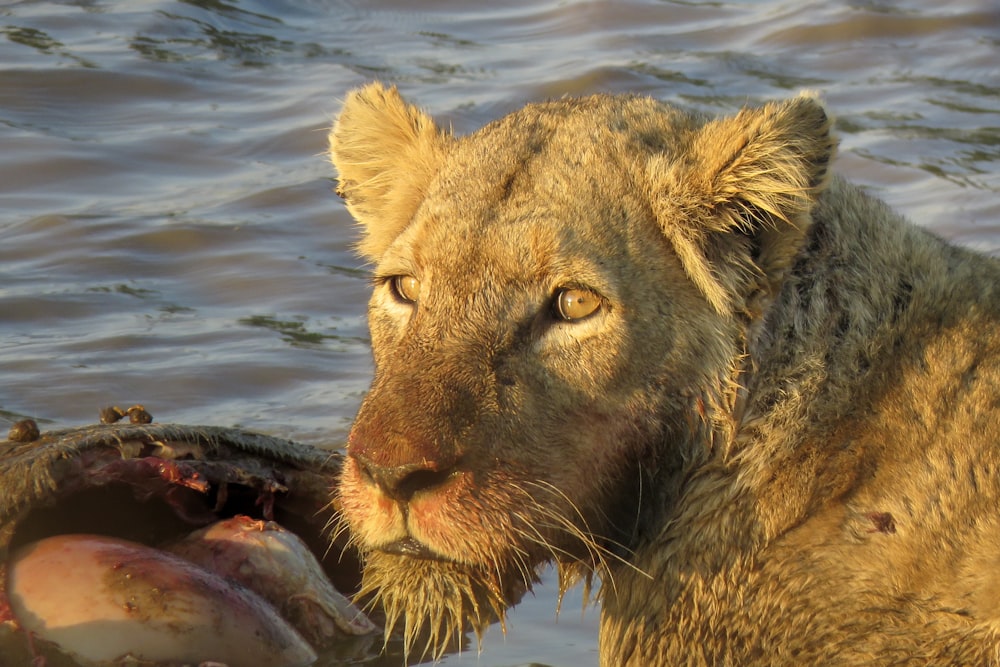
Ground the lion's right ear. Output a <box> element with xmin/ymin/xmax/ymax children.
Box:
<box><xmin>329</xmin><ymin>83</ymin><xmax>452</xmax><ymax>261</ymax></box>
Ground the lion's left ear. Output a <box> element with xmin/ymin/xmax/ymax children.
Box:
<box><xmin>648</xmin><ymin>94</ymin><xmax>837</xmax><ymax>317</ymax></box>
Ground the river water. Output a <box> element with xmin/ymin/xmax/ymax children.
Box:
<box><xmin>1</xmin><ymin>0</ymin><xmax>997</xmax><ymax>665</ymax></box>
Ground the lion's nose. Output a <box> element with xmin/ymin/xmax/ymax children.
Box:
<box><xmin>353</xmin><ymin>455</ymin><xmax>456</xmax><ymax>503</ymax></box>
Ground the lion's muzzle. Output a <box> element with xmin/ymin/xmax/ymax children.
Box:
<box><xmin>346</xmin><ymin>415</ymin><xmax>462</xmax><ymax>502</ymax></box>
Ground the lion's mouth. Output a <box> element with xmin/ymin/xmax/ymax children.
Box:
<box><xmin>378</xmin><ymin>536</ymin><xmax>446</xmax><ymax>560</ymax></box>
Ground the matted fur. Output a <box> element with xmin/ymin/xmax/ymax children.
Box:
<box><xmin>329</xmin><ymin>83</ymin><xmax>1000</xmax><ymax>665</ymax></box>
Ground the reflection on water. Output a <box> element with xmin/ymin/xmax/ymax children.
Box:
<box><xmin>0</xmin><ymin>0</ymin><xmax>997</xmax><ymax>665</ymax></box>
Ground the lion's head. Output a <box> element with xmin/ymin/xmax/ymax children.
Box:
<box><xmin>328</xmin><ymin>83</ymin><xmax>834</xmax><ymax>659</ymax></box>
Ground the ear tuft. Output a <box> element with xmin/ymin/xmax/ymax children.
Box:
<box><xmin>650</xmin><ymin>93</ymin><xmax>838</xmax><ymax>317</ymax></box>
<box><xmin>329</xmin><ymin>82</ymin><xmax>452</xmax><ymax>261</ymax></box>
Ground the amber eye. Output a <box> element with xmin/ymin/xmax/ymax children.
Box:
<box><xmin>391</xmin><ymin>275</ymin><xmax>421</xmax><ymax>303</ymax></box>
<box><xmin>554</xmin><ymin>287</ymin><xmax>601</xmax><ymax>321</ymax></box>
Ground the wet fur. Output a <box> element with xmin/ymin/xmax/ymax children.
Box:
<box><xmin>329</xmin><ymin>83</ymin><xmax>1000</xmax><ymax>665</ymax></box>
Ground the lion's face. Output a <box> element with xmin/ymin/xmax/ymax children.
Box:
<box><xmin>329</xmin><ymin>84</ymin><xmax>834</xmax><ymax>657</ymax></box>
<box><xmin>337</xmin><ymin>104</ymin><xmax>708</xmax><ymax>652</ymax></box>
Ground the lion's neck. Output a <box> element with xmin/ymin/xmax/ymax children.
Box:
<box><xmin>596</xmin><ymin>178</ymin><xmax>964</xmax><ymax>665</ymax></box>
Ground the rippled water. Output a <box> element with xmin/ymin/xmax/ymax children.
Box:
<box><xmin>1</xmin><ymin>0</ymin><xmax>997</xmax><ymax>665</ymax></box>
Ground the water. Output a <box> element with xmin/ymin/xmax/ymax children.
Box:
<box><xmin>0</xmin><ymin>0</ymin><xmax>997</xmax><ymax>665</ymax></box>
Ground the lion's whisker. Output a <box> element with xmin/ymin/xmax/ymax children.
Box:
<box><xmin>526</xmin><ymin>480</ymin><xmax>652</xmax><ymax>580</ymax></box>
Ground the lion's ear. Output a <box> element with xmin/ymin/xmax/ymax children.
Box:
<box><xmin>329</xmin><ymin>83</ymin><xmax>452</xmax><ymax>261</ymax></box>
<box><xmin>648</xmin><ymin>94</ymin><xmax>837</xmax><ymax>317</ymax></box>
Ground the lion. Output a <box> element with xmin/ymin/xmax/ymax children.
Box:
<box><xmin>328</xmin><ymin>82</ymin><xmax>1000</xmax><ymax>665</ymax></box>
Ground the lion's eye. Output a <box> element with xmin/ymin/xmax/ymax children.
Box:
<box><xmin>554</xmin><ymin>287</ymin><xmax>601</xmax><ymax>321</ymax></box>
<box><xmin>390</xmin><ymin>275</ymin><xmax>421</xmax><ymax>303</ymax></box>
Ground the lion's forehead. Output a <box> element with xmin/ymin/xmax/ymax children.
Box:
<box><xmin>401</xmin><ymin>163</ymin><xmax>660</xmax><ymax>290</ymax></box>
<box><xmin>397</xmin><ymin>206</ymin><xmax>633</xmax><ymax>300</ymax></box>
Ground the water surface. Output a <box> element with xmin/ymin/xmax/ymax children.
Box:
<box><xmin>1</xmin><ymin>0</ymin><xmax>998</xmax><ymax>665</ymax></box>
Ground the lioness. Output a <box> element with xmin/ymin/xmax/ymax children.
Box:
<box><xmin>329</xmin><ymin>83</ymin><xmax>1000</xmax><ymax>665</ymax></box>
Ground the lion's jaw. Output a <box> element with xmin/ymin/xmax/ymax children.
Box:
<box><xmin>337</xmin><ymin>452</ymin><xmax>534</xmax><ymax>658</ymax></box>
<box><xmin>337</xmin><ymin>387</ymin><xmax>655</xmax><ymax>659</ymax></box>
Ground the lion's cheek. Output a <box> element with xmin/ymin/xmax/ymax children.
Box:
<box><xmin>338</xmin><ymin>458</ymin><xmax>407</xmax><ymax>547</ymax></box>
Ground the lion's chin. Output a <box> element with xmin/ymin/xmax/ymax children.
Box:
<box><xmin>357</xmin><ymin>549</ymin><xmax>536</xmax><ymax>661</ymax></box>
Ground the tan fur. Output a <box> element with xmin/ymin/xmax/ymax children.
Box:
<box><xmin>328</xmin><ymin>82</ymin><xmax>1000</xmax><ymax>665</ymax></box>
